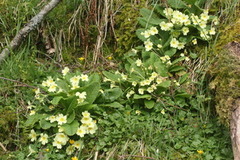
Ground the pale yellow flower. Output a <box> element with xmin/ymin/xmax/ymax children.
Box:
<box><xmin>170</xmin><ymin>38</ymin><xmax>179</xmax><ymax>48</ymax></box>
<box><xmin>53</xmin><ymin>140</ymin><xmax>63</xmax><ymax>149</ymax></box>
<box><xmin>136</xmin><ymin>59</ymin><xmax>142</xmax><ymax>67</ymax></box>
<box><xmin>82</xmin><ymin>111</ymin><xmax>90</xmax><ymax>117</ymax></box>
<box><xmin>76</xmin><ymin>126</ymin><xmax>86</xmax><ymax>137</ymax></box>
<box><xmin>29</xmin><ymin>129</ymin><xmax>37</xmax><ymax>142</ymax></box>
<box><xmin>62</xmin><ymin>67</ymin><xmax>70</xmax><ymax>76</ymax></box>
<box><xmin>39</xmin><ymin>133</ymin><xmax>48</xmax><ymax>145</ymax></box>
<box><xmin>138</xmin><ymin>88</ymin><xmax>144</xmax><ymax>95</ymax></box>
<box><xmin>73</xmin><ymin>140</ymin><xmax>83</xmax><ymax>150</ymax></box>
<box><xmin>54</xmin><ymin>133</ymin><xmax>69</xmax><ymax>145</ymax></box>
<box><xmin>149</xmin><ymin>26</ymin><xmax>158</xmax><ymax>35</ymax></box>
<box><xmin>80</xmin><ymin>74</ymin><xmax>89</xmax><ymax>81</ymax></box>
<box><xmin>66</xmin><ymin>145</ymin><xmax>75</xmax><ymax>155</ymax></box>
<box><xmin>56</xmin><ymin>114</ymin><xmax>67</xmax><ymax>125</ymax></box>
<box><xmin>135</xmin><ymin>110</ymin><xmax>141</xmax><ymax>115</ymax></box>
<box><xmin>161</xmin><ymin>109</ymin><xmax>165</xmax><ymax>115</ymax></box>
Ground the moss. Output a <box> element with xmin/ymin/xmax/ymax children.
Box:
<box><xmin>214</xmin><ymin>19</ymin><xmax>240</xmax><ymax>52</ymax></box>
<box><xmin>208</xmin><ymin>7</ymin><xmax>240</xmax><ymax>125</ymax></box>
<box><xmin>0</xmin><ymin>106</ymin><xmax>17</xmax><ymax>150</ymax></box>
<box><xmin>114</xmin><ymin>1</ymin><xmax>146</xmax><ymax>57</ymax></box>
<box><xmin>209</xmin><ymin>47</ymin><xmax>240</xmax><ymax>126</ymax></box>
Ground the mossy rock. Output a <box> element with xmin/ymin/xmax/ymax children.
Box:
<box><xmin>209</xmin><ymin>17</ymin><xmax>240</xmax><ymax>126</ymax></box>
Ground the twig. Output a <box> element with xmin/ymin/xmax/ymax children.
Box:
<box><xmin>118</xmin><ymin>155</ymin><xmax>155</xmax><ymax>160</ymax></box>
<box><xmin>0</xmin><ymin>76</ymin><xmax>38</xmax><ymax>89</ymax></box>
<box><xmin>0</xmin><ymin>142</ymin><xmax>7</xmax><ymax>152</ymax></box>
<box><xmin>0</xmin><ymin>0</ymin><xmax>62</xmax><ymax>63</ymax></box>
<box><xmin>94</xmin><ymin>151</ymin><xmax>98</xmax><ymax>160</ymax></box>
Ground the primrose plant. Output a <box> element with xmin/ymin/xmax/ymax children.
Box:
<box><xmin>26</xmin><ymin>67</ymin><xmax>100</xmax><ymax>159</ymax></box>
<box><xmin>103</xmin><ymin>4</ymin><xmax>219</xmax><ymax>111</ymax></box>
<box><xmin>137</xmin><ymin>4</ymin><xmax>218</xmax><ymax>55</ymax></box>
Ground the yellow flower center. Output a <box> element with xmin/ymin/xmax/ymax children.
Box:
<box><xmin>69</xmin><ymin>139</ymin><xmax>75</xmax><ymax>144</ymax></box>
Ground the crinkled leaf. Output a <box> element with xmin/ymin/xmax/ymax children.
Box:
<box><xmin>169</xmin><ymin>65</ymin><xmax>185</xmax><ymax>72</ymax></box>
<box><xmin>154</xmin><ymin>61</ymin><xmax>168</xmax><ymax>77</ymax></box>
<box><xmin>167</xmin><ymin>0</ymin><xmax>187</xmax><ymax>9</ymax></box>
<box><xmin>103</xmin><ymin>88</ymin><xmax>123</xmax><ymax>102</ymax></box>
<box><xmin>40</xmin><ymin>119</ymin><xmax>56</xmax><ymax>129</ymax></box>
<box><xmin>76</xmin><ymin>104</ymin><xmax>97</xmax><ymax>112</ymax></box>
<box><xmin>179</xmin><ymin>73</ymin><xmax>189</xmax><ymax>84</ymax></box>
<box><xmin>154</xmin><ymin>5</ymin><xmax>165</xmax><ymax>17</ymax></box>
<box><xmin>158</xmin><ymin>80</ymin><xmax>171</xmax><ymax>88</ymax></box>
<box><xmin>51</xmin><ymin>96</ymin><xmax>63</xmax><ymax>105</ymax></box>
<box><xmin>67</xmin><ymin>111</ymin><xmax>75</xmax><ymax>123</ymax></box>
<box><xmin>144</xmin><ymin>100</ymin><xmax>155</xmax><ymax>109</ymax></box>
<box><xmin>62</xmin><ymin>120</ymin><xmax>79</xmax><ymax>136</ymax></box>
<box><xmin>56</xmin><ymin>80</ymin><xmax>69</xmax><ymax>92</ymax></box>
<box><xmin>134</xmin><ymin>94</ymin><xmax>151</xmax><ymax>99</ymax></box>
<box><xmin>136</xmin><ymin>28</ymin><xmax>147</xmax><ymax>41</ymax></box>
<box><xmin>66</xmin><ymin>97</ymin><xmax>78</xmax><ymax>113</ymax></box>
<box><xmin>89</xmin><ymin>73</ymin><xmax>101</xmax><ymax>83</ymax></box>
<box><xmin>172</xmin><ymin>57</ymin><xmax>186</xmax><ymax>65</ymax></box>
<box><xmin>165</xmin><ymin>48</ymin><xmax>177</xmax><ymax>57</ymax></box>
<box><xmin>100</xmin><ymin>102</ymin><xmax>124</xmax><ymax>109</ymax></box>
<box><xmin>25</xmin><ymin>114</ymin><xmax>47</xmax><ymax>127</ymax></box>
<box><xmin>103</xmin><ymin>71</ymin><xmax>122</xmax><ymax>82</ymax></box>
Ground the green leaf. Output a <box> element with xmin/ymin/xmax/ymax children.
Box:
<box><xmin>158</xmin><ymin>80</ymin><xmax>171</xmax><ymax>88</ymax></box>
<box><xmin>165</xmin><ymin>48</ymin><xmax>177</xmax><ymax>57</ymax></box>
<box><xmin>167</xmin><ymin>0</ymin><xmax>187</xmax><ymax>9</ymax></box>
<box><xmin>25</xmin><ymin>114</ymin><xmax>47</xmax><ymax>127</ymax></box>
<box><xmin>192</xmin><ymin>139</ymin><xmax>201</xmax><ymax>146</ymax></box>
<box><xmin>182</xmin><ymin>0</ymin><xmax>196</xmax><ymax>5</ymax></box>
<box><xmin>51</xmin><ymin>96</ymin><xmax>63</xmax><ymax>105</ymax></box>
<box><xmin>60</xmin><ymin>96</ymin><xmax>75</xmax><ymax>111</ymax></box>
<box><xmin>89</xmin><ymin>73</ymin><xmax>101</xmax><ymax>83</ymax></box>
<box><xmin>40</xmin><ymin>119</ymin><xmax>55</xmax><ymax>129</ymax></box>
<box><xmin>137</xmin><ymin>17</ymin><xmax>148</xmax><ymax>27</ymax></box>
<box><xmin>67</xmin><ymin>111</ymin><xmax>75</xmax><ymax>123</ymax></box>
<box><xmin>103</xmin><ymin>88</ymin><xmax>123</xmax><ymax>102</ymax></box>
<box><xmin>100</xmin><ymin>102</ymin><xmax>124</xmax><ymax>109</ymax></box>
<box><xmin>175</xmin><ymin>92</ymin><xmax>191</xmax><ymax>98</ymax></box>
<box><xmin>154</xmin><ymin>61</ymin><xmax>168</xmax><ymax>77</ymax></box>
<box><xmin>187</xmin><ymin>3</ymin><xmax>203</xmax><ymax>15</ymax></box>
<box><xmin>67</xmin><ymin>97</ymin><xmax>78</xmax><ymax>113</ymax></box>
<box><xmin>134</xmin><ymin>94</ymin><xmax>151</xmax><ymax>99</ymax></box>
<box><xmin>190</xmin><ymin>52</ymin><xmax>198</xmax><ymax>59</ymax></box>
<box><xmin>62</xmin><ymin>120</ymin><xmax>79</xmax><ymax>136</ymax></box>
<box><xmin>174</xmin><ymin>143</ymin><xmax>182</xmax><ymax>149</ymax></box>
<box><xmin>144</xmin><ymin>100</ymin><xmax>155</xmax><ymax>109</ymax></box>
<box><xmin>139</xmin><ymin>8</ymin><xmax>163</xmax><ymax>25</ymax></box>
<box><xmin>154</xmin><ymin>5</ymin><xmax>165</xmax><ymax>17</ymax></box>
<box><xmin>144</xmin><ymin>52</ymin><xmax>159</xmax><ymax>66</ymax></box>
<box><xmin>136</xmin><ymin>28</ymin><xmax>147</xmax><ymax>41</ymax></box>
<box><xmin>179</xmin><ymin>73</ymin><xmax>189</xmax><ymax>84</ymax></box>
<box><xmin>172</xmin><ymin>57</ymin><xmax>185</xmax><ymax>65</ymax></box>
<box><xmin>84</xmin><ymin>82</ymin><xmax>100</xmax><ymax>104</ymax></box>
<box><xmin>103</xmin><ymin>71</ymin><xmax>122</xmax><ymax>82</ymax></box>
<box><xmin>76</xmin><ymin>104</ymin><xmax>97</xmax><ymax>112</ymax></box>
<box><xmin>206</xmin><ymin>154</ymin><xmax>213</xmax><ymax>160</ymax></box>
<box><xmin>169</xmin><ymin>65</ymin><xmax>185</xmax><ymax>72</ymax></box>
<box><xmin>71</xmin><ymin>82</ymin><xmax>100</xmax><ymax>105</ymax></box>
<box><xmin>56</xmin><ymin>79</ymin><xmax>69</xmax><ymax>92</ymax></box>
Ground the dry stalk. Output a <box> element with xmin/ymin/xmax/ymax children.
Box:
<box><xmin>118</xmin><ymin>155</ymin><xmax>155</xmax><ymax>160</ymax></box>
<box><xmin>93</xmin><ymin>0</ymin><xmax>110</xmax><ymax>65</ymax></box>
<box><xmin>0</xmin><ymin>142</ymin><xmax>7</xmax><ymax>152</ymax></box>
